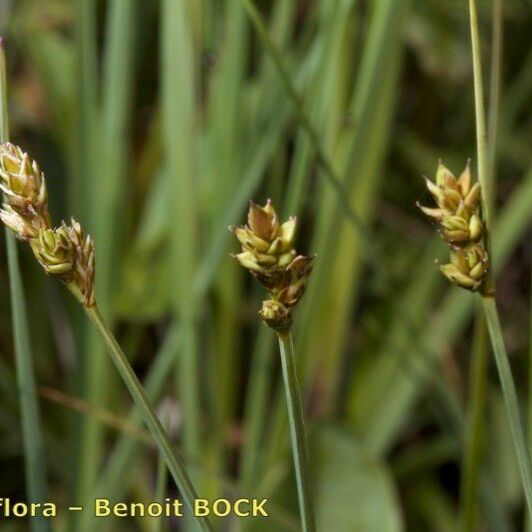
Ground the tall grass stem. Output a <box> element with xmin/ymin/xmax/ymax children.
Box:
<box><xmin>481</xmin><ymin>298</ymin><xmax>532</xmax><ymax>516</ymax></box>
<box><xmin>461</xmin><ymin>2</ymin><xmax>503</xmax><ymax>528</ymax></box>
<box><xmin>81</xmin><ymin>302</ymin><xmax>212</xmax><ymax>532</ymax></box>
<box><xmin>469</xmin><ymin>0</ymin><xmax>532</xmax><ymax>517</ymax></box>
<box><xmin>0</xmin><ymin>39</ymin><xmax>50</xmax><ymax>532</ymax></box>
<box><xmin>277</xmin><ymin>331</ymin><xmax>316</xmax><ymax>532</ymax></box>
<box><xmin>460</xmin><ymin>310</ymin><xmax>488</xmax><ymax>531</ymax></box>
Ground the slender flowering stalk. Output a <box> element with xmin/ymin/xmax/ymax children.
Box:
<box><xmin>231</xmin><ymin>199</ymin><xmax>316</xmax><ymax>532</ymax></box>
<box><xmin>418</xmin><ymin>1</ymin><xmax>532</xmax><ymax>513</ymax></box>
<box><xmin>418</xmin><ymin>160</ymin><xmax>532</xmax><ymax>518</ymax></box>
<box><xmin>470</xmin><ymin>0</ymin><xmax>532</xmax><ymax>519</ymax></box>
<box><xmin>0</xmin><ymin>143</ymin><xmax>212</xmax><ymax>532</ymax></box>
<box><xmin>417</xmin><ymin>161</ymin><xmax>489</xmax><ymax>293</ymax></box>
<box><xmin>0</xmin><ymin>39</ymin><xmax>50</xmax><ymax>532</ymax></box>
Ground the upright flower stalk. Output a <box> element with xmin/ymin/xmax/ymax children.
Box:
<box><xmin>0</xmin><ymin>143</ymin><xmax>212</xmax><ymax>532</ymax></box>
<box><xmin>419</xmin><ymin>160</ymin><xmax>532</xmax><ymax>518</ymax></box>
<box><xmin>0</xmin><ymin>39</ymin><xmax>50</xmax><ymax>532</ymax></box>
<box><xmin>417</xmin><ymin>161</ymin><xmax>489</xmax><ymax>293</ymax></box>
<box><xmin>418</xmin><ymin>0</ymin><xmax>532</xmax><ymax>513</ymax></box>
<box><xmin>231</xmin><ymin>200</ymin><xmax>316</xmax><ymax>532</ymax></box>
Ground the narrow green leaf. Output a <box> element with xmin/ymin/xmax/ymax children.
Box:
<box><xmin>0</xmin><ymin>38</ymin><xmax>50</xmax><ymax>532</ymax></box>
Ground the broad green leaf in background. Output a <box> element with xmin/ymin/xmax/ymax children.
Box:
<box><xmin>313</xmin><ymin>426</ymin><xmax>403</xmax><ymax>532</ymax></box>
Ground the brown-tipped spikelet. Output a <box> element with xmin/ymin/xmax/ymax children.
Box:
<box><xmin>0</xmin><ymin>142</ymin><xmax>51</xmax><ymax>238</ymax></box>
<box><xmin>0</xmin><ymin>143</ymin><xmax>96</xmax><ymax>307</ymax></box>
<box><xmin>230</xmin><ymin>199</ymin><xmax>297</xmax><ymax>272</ymax></box>
<box><xmin>64</xmin><ymin>218</ymin><xmax>96</xmax><ymax>307</ymax></box>
<box><xmin>418</xmin><ymin>161</ymin><xmax>483</xmax><ymax>246</ymax></box>
<box><xmin>231</xmin><ymin>199</ymin><xmax>312</xmax><ymax>331</ymax></box>
<box><xmin>259</xmin><ymin>299</ymin><xmax>293</xmax><ymax>332</ymax></box>
<box><xmin>439</xmin><ymin>245</ymin><xmax>489</xmax><ymax>292</ymax></box>
<box><xmin>29</xmin><ymin>226</ymin><xmax>75</xmax><ymax>276</ymax></box>
<box><xmin>418</xmin><ymin>160</ymin><xmax>489</xmax><ymax>292</ymax></box>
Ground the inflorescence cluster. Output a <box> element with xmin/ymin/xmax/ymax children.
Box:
<box><xmin>0</xmin><ymin>143</ymin><xmax>95</xmax><ymax>306</ymax></box>
<box><xmin>418</xmin><ymin>161</ymin><xmax>489</xmax><ymax>292</ymax></box>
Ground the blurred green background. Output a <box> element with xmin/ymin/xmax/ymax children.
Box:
<box><xmin>1</xmin><ymin>0</ymin><xmax>532</xmax><ymax>530</ymax></box>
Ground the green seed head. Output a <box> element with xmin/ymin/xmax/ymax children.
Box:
<box><xmin>230</xmin><ymin>199</ymin><xmax>298</xmax><ymax>275</ymax></box>
<box><xmin>63</xmin><ymin>218</ymin><xmax>96</xmax><ymax>307</ymax></box>
<box><xmin>0</xmin><ymin>143</ymin><xmax>51</xmax><ymax>239</ymax></box>
<box><xmin>258</xmin><ymin>299</ymin><xmax>292</xmax><ymax>332</ymax></box>
<box><xmin>419</xmin><ymin>160</ymin><xmax>489</xmax><ymax>293</ymax></box>
<box><xmin>440</xmin><ymin>245</ymin><xmax>489</xmax><ymax>291</ymax></box>
<box><xmin>30</xmin><ymin>226</ymin><xmax>75</xmax><ymax>276</ymax></box>
<box><xmin>419</xmin><ymin>161</ymin><xmax>481</xmax><ymax>220</ymax></box>
<box><xmin>231</xmin><ymin>199</ymin><xmax>313</xmax><ymax>329</ymax></box>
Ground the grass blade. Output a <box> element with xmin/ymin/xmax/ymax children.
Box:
<box><xmin>241</xmin><ymin>0</ymin><xmax>367</xmax><ymax>236</ymax></box>
<box><xmin>83</xmin><ymin>305</ymin><xmax>212</xmax><ymax>532</ymax></box>
<box><xmin>482</xmin><ymin>297</ymin><xmax>532</xmax><ymax>517</ymax></box>
<box><xmin>277</xmin><ymin>331</ymin><xmax>316</xmax><ymax>532</ymax></box>
<box><xmin>461</xmin><ymin>1</ymin><xmax>503</xmax><ymax>527</ymax></box>
<box><xmin>161</xmin><ymin>0</ymin><xmax>201</xmax><ymax>462</ymax></box>
<box><xmin>73</xmin><ymin>0</ymin><xmax>101</xmax><ymax>508</ymax></box>
<box><xmin>469</xmin><ymin>0</ymin><xmax>532</xmax><ymax>518</ymax></box>
<box><xmin>0</xmin><ymin>38</ymin><xmax>50</xmax><ymax>532</ymax></box>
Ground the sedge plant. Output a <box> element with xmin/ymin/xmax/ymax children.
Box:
<box><xmin>230</xmin><ymin>199</ymin><xmax>315</xmax><ymax>532</ymax></box>
<box><xmin>0</xmin><ymin>143</ymin><xmax>212</xmax><ymax>531</ymax></box>
<box><xmin>418</xmin><ymin>0</ymin><xmax>532</xmax><ymax>518</ymax></box>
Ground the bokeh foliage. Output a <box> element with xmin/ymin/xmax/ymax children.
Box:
<box><xmin>1</xmin><ymin>0</ymin><xmax>532</xmax><ymax>530</ymax></box>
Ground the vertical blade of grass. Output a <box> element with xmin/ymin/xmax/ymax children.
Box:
<box><xmin>528</xmin><ymin>268</ymin><xmax>532</xmax><ymax>532</ymax></box>
<box><xmin>0</xmin><ymin>39</ymin><xmax>50</xmax><ymax>532</ymax></box>
<box><xmin>81</xmin><ymin>305</ymin><xmax>212</xmax><ymax>532</ymax></box>
<box><xmin>153</xmin><ymin>411</ymin><xmax>170</xmax><ymax>532</ymax></box>
<box><xmin>204</xmin><ymin>0</ymin><xmax>248</xmax><ymax>483</ymax></box>
<box><xmin>72</xmin><ymin>0</ymin><xmax>97</xmax><ymax>219</ymax></box>
<box><xmin>460</xmin><ymin>308</ymin><xmax>489</xmax><ymax>531</ymax></box>
<box><xmin>241</xmin><ymin>0</ymin><xmax>366</xmax><ymax>235</ymax></box>
<box><xmin>76</xmin><ymin>0</ymin><xmax>137</xmax><ymax>510</ymax></box>
<box><xmin>78</xmin><ymin>326</ymin><xmax>181</xmax><ymax>532</ymax></box>
<box><xmin>161</xmin><ymin>0</ymin><xmax>201</xmax><ymax>468</ymax></box>
<box><xmin>461</xmin><ymin>2</ymin><xmax>502</xmax><ymax>528</ymax></box>
<box><xmin>482</xmin><ymin>298</ymin><xmax>532</xmax><ymax>516</ymax></box>
<box><xmin>72</xmin><ymin>0</ymin><xmax>100</xmax><ymax>508</ymax></box>
<box><xmin>469</xmin><ymin>0</ymin><xmax>532</xmax><ymax>518</ymax></box>
<box><xmin>277</xmin><ymin>331</ymin><xmax>316</xmax><ymax>532</ymax></box>
<box><xmin>299</xmin><ymin>0</ymin><xmax>411</xmax><ymax>403</ymax></box>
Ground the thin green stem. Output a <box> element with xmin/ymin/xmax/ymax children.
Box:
<box><xmin>277</xmin><ymin>331</ymin><xmax>316</xmax><ymax>532</ymax></box>
<box><xmin>469</xmin><ymin>0</ymin><xmax>491</xmax><ymax>222</ymax></box>
<box><xmin>461</xmin><ymin>3</ymin><xmax>503</xmax><ymax>529</ymax></box>
<box><xmin>487</xmin><ymin>0</ymin><xmax>503</xmax><ymax>190</ymax></box>
<box><xmin>74</xmin><ymin>0</ymin><xmax>103</xmax><ymax>509</ymax></box>
<box><xmin>470</xmin><ymin>0</ymin><xmax>532</xmax><ymax>518</ymax></box>
<box><xmin>80</xmin><ymin>302</ymin><xmax>212</xmax><ymax>532</ymax></box>
<box><xmin>481</xmin><ymin>297</ymin><xmax>532</xmax><ymax>517</ymax></box>
<box><xmin>153</xmin><ymin>411</ymin><xmax>170</xmax><ymax>532</ymax></box>
<box><xmin>528</xmin><ymin>268</ymin><xmax>532</xmax><ymax>532</ymax></box>
<box><xmin>161</xmin><ymin>0</ymin><xmax>201</xmax><ymax>463</ymax></box>
<box><xmin>460</xmin><ymin>309</ymin><xmax>488</xmax><ymax>531</ymax></box>
<box><xmin>0</xmin><ymin>39</ymin><xmax>50</xmax><ymax>532</ymax></box>
<box><xmin>468</xmin><ymin>0</ymin><xmax>494</xmax><ymax>286</ymax></box>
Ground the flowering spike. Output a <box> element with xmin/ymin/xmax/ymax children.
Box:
<box><xmin>231</xmin><ymin>200</ymin><xmax>312</xmax><ymax>329</ymax></box>
<box><xmin>64</xmin><ymin>218</ymin><xmax>96</xmax><ymax>307</ymax></box>
<box><xmin>418</xmin><ymin>161</ymin><xmax>489</xmax><ymax>292</ymax></box>
<box><xmin>0</xmin><ymin>142</ymin><xmax>51</xmax><ymax>239</ymax></box>
<box><xmin>457</xmin><ymin>160</ymin><xmax>472</xmax><ymax>196</ymax></box>
<box><xmin>258</xmin><ymin>299</ymin><xmax>292</xmax><ymax>332</ymax></box>
<box><xmin>29</xmin><ymin>226</ymin><xmax>75</xmax><ymax>276</ymax></box>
